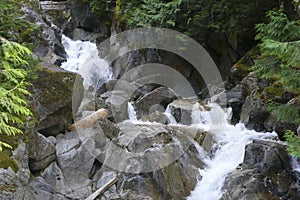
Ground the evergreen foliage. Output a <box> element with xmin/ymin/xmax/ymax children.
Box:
<box><xmin>126</xmin><ymin>0</ymin><xmax>184</xmax><ymax>28</ymax></box>
<box><xmin>284</xmin><ymin>130</ymin><xmax>300</xmax><ymax>158</ymax></box>
<box><xmin>252</xmin><ymin>10</ymin><xmax>300</xmax><ymax>157</ymax></box>
<box><xmin>0</xmin><ymin>0</ymin><xmax>36</xmax><ymax>151</ymax></box>
<box><xmin>0</xmin><ymin>0</ymin><xmax>31</xmax><ymax>41</ymax></box>
<box><xmin>0</xmin><ymin>38</ymin><xmax>32</xmax><ymax>151</ymax></box>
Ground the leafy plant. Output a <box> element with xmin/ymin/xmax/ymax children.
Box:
<box><xmin>0</xmin><ymin>0</ymin><xmax>31</xmax><ymax>41</ymax></box>
<box><xmin>284</xmin><ymin>130</ymin><xmax>300</xmax><ymax>158</ymax></box>
<box><xmin>126</xmin><ymin>0</ymin><xmax>184</xmax><ymax>28</ymax></box>
<box><xmin>0</xmin><ymin>38</ymin><xmax>32</xmax><ymax>151</ymax></box>
<box><xmin>252</xmin><ymin>9</ymin><xmax>300</xmax><ymax>157</ymax></box>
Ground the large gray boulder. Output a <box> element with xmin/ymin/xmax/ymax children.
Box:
<box><xmin>221</xmin><ymin>140</ymin><xmax>299</xmax><ymax>200</ymax></box>
<box><xmin>31</xmin><ymin>66</ymin><xmax>83</xmax><ymax>136</ymax></box>
<box><xmin>167</xmin><ymin>99</ymin><xmax>198</xmax><ymax>125</ymax></box>
<box><xmin>29</xmin><ymin>132</ymin><xmax>56</xmax><ymax>171</ymax></box>
<box><xmin>94</xmin><ymin>122</ymin><xmax>207</xmax><ymax>200</ymax></box>
<box><xmin>135</xmin><ymin>86</ymin><xmax>177</xmax><ymax>119</ymax></box>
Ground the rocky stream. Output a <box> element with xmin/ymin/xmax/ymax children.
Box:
<box><xmin>0</xmin><ymin>1</ymin><xmax>300</xmax><ymax>200</ymax></box>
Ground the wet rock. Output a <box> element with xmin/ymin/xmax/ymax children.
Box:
<box><xmin>120</xmin><ymin>175</ymin><xmax>161</xmax><ymax>200</ymax></box>
<box><xmin>29</xmin><ymin>177</ymin><xmax>67</xmax><ymax>200</ymax></box>
<box><xmin>231</xmin><ymin>47</ymin><xmax>258</xmax><ymax>82</ymax></box>
<box><xmin>22</xmin><ymin>6</ymin><xmax>66</xmax><ymax>66</ymax></box>
<box><xmin>99</xmin><ymin>122</ymin><xmax>205</xmax><ymax>199</ymax></box>
<box><xmin>168</xmin><ymin>99</ymin><xmax>197</xmax><ymax>125</ymax></box>
<box><xmin>56</xmin><ymin>137</ymin><xmax>95</xmax><ymax>185</ymax></box>
<box><xmin>135</xmin><ymin>87</ymin><xmax>177</xmax><ymax>119</ymax></box>
<box><xmin>31</xmin><ymin>67</ymin><xmax>83</xmax><ymax>136</ymax></box>
<box><xmin>240</xmin><ymin>89</ymin><xmax>269</xmax><ymax>132</ymax></box>
<box><xmin>275</xmin><ymin>121</ymin><xmax>298</xmax><ymax>140</ymax></box>
<box><xmin>141</xmin><ymin>111</ymin><xmax>168</xmax><ymax>124</ymax></box>
<box><xmin>69</xmin><ymin>0</ymin><xmax>110</xmax><ymax>37</ymax></box>
<box><xmin>0</xmin><ymin>143</ymin><xmax>32</xmax><ymax>199</ymax></box>
<box><xmin>29</xmin><ymin>132</ymin><xmax>56</xmax><ymax>171</ymax></box>
<box><xmin>226</xmin><ymin>84</ymin><xmax>248</xmax><ymax>124</ymax></box>
<box><xmin>42</xmin><ymin>162</ymin><xmax>92</xmax><ymax>199</ymax></box>
<box><xmin>106</xmin><ymin>90</ymin><xmax>130</xmax><ymax>122</ymax></box>
<box><xmin>221</xmin><ymin>140</ymin><xmax>299</xmax><ymax>200</ymax></box>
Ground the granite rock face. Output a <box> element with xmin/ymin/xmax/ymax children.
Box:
<box><xmin>221</xmin><ymin>140</ymin><xmax>299</xmax><ymax>200</ymax></box>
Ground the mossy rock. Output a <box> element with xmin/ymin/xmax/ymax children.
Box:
<box><xmin>0</xmin><ymin>184</ymin><xmax>17</xmax><ymax>192</ymax></box>
<box><xmin>263</xmin><ymin>81</ymin><xmax>285</xmax><ymax>99</ymax></box>
<box><xmin>30</xmin><ymin>66</ymin><xmax>83</xmax><ymax>136</ymax></box>
<box><xmin>231</xmin><ymin>47</ymin><xmax>259</xmax><ymax>79</ymax></box>
<box><xmin>0</xmin><ymin>153</ymin><xmax>19</xmax><ymax>173</ymax></box>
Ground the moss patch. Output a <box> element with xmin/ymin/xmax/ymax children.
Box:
<box><xmin>0</xmin><ymin>184</ymin><xmax>17</xmax><ymax>192</ymax></box>
<box><xmin>0</xmin><ymin>153</ymin><xmax>19</xmax><ymax>173</ymax></box>
<box><xmin>232</xmin><ymin>47</ymin><xmax>259</xmax><ymax>79</ymax></box>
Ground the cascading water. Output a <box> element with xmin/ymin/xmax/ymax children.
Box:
<box><xmin>187</xmin><ymin>103</ymin><xmax>277</xmax><ymax>200</ymax></box>
<box><xmin>60</xmin><ymin>35</ymin><xmax>112</xmax><ymax>88</ymax></box>
<box><xmin>58</xmin><ymin>35</ymin><xmax>294</xmax><ymax>200</ymax></box>
<box><xmin>164</xmin><ymin>105</ymin><xmax>178</xmax><ymax>124</ymax></box>
<box><xmin>127</xmin><ymin>102</ymin><xmax>139</xmax><ymax>122</ymax></box>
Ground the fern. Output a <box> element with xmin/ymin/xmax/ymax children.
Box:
<box><xmin>0</xmin><ymin>38</ymin><xmax>32</xmax><ymax>151</ymax></box>
<box><xmin>252</xmin><ymin>10</ymin><xmax>300</xmax><ymax>157</ymax></box>
<box><xmin>284</xmin><ymin>130</ymin><xmax>300</xmax><ymax>158</ymax></box>
<box><xmin>126</xmin><ymin>0</ymin><xmax>184</xmax><ymax>28</ymax></box>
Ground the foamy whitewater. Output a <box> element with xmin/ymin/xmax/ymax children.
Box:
<box><xmin>60</xmin><ymin>35</ymin><xmax>111</xmax><ymax>88</ymax></box>
<box><xmin>60</xmin><ymin>35</ymin><xmax>294</xmax><ymax>200</ymax></box>
<box><xmin>187</xmin><ymin>103</ymin><xmax>277</xmax><ymax>200</ymax></box>
<box><xmin>127</xmin><ymin>101</ymin><xmax>278</xmax><ymax>200</ymax></box>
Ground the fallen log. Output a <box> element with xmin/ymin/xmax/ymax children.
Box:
<box><xmin>85</xmin><ymin>177</ymin><xmax>117</xmax><ymax>200</ymax></box>
<box><xmin>69</xmin><ymin>109</ymin><xmax>109</xmax><ymax>130</ymax></box>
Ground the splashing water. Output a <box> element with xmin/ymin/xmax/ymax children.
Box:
<box><xmin>187</xmin><ymin>103</ymin><xmax>277</xmax><ymax>200</ymax></box>
<box><xmin>127</xmin><ymin>102</ymin><xmax>139</xmax><ymax>122</ymax></box>
<box><xmin>164</xmin><ymin>105</ymin><xmax>178</xmax><ymax>124</ymax></box>
<box><xmin>60</xmin><ymin>35</ymin><xmax>111</xmax><ymax>88</ymax></box>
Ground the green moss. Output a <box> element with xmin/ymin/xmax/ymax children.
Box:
<box><xmin>0</xmin><ymin>185</ymin><xmax>17</xmax><ymax>192</ymax></box>
<box><xmin>31</xmin><ymin>67</ymin><xmax>76</xmax><ymax>107</ymax></box>
<box><xmin>232</xmin><ymin>47</ymin><xmax>259</xmax><ymax>78</ymax></box>
<box><xmin>0</xmin><ymin>153</ymin><xmax>19</xmax><ymax>172</ymax></box>
<box><xmin>263</xmin><ymin>81</ymin><xmax>285</xmax><ymax>98</ymax></box>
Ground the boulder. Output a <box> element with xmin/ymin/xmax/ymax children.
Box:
<box><xmin>98</xmin><ymin>122</ymin><xmax>206</xmax><ymax>199</ymax></box>
<box><xmin>226</xmin><ymin>83</ymin><xmax>248</xmax><ymax>124</ymax></box>
<box><xmin>0</xmin><ymin>143</ymin><xmax>32</xmax><ymax>199</ymax></box>
<box><xmin>167</xmin><ymin>99</ymin><xmax>198</xmax><ymax>125</ymax></box>
<box><xmin>31</xmin><ymin>66</ymin><xmax>83</xmax><ymax>136</ymax></box>
<box><xmin>221</xmin><ymin>140</ymin><xmax>299</xmax><ymax>200</ymax></box>
<box><xmin>240</xmin><ymin>89</ymin><xmax>269</xmax><ymax>132</ymax></box>
<box><xmin>69</xmin><ymin>0</ymin><xmax>110</xmax><ymax>36</ymax></box>
<box><xmin>56</xmin><ymin>137</ymin><xmax>95</xmax><ymax>185</ymax></box>
<box><xmin>135</xmin><ymin>86</ymin><xmax>177</xmax><ymax>119</ymax></box>
<box><xmin>22</xmin><ymin>6</ymin><xmax>66</xmax><ymax>66</ymax></box>
<box><xmin>42</xmin><ymin>162</ymin><xmax>92</xmax><ymax>199</ymax></box>
<box><xmin>28</xmin><ymin>132</ymin><xmax>56</xmax><ymax>171</ymax></box>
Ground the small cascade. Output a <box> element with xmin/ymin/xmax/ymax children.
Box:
<box><xmin>127</xmin><ymin>102</ymin><xmax>139</xmax><ymax>122</ymax></box>
<box><xmin>60</xmin><ymin>35</ymin><xmax>112</xmax><ymax>88</ymax></box>
<box><xmin>291</xmin><ymin>157</ymin><xmax>300</xmax><ymax>182</ymax></box>
<box><xmin>187</xmin><ymin>103</ymin><xmax>277</xmax><ymax>200</ymax></box>
<box><xmin>164</xmin><ymin>105</ymin><xmax>178</xmax><ymax>124</ymax></box>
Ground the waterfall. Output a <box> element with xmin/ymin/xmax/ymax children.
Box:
<box><xmin>164</xmin><ymin>105</ymin><xmax>178</xmax><ymax>124</ymax></box>
<box><xmin>187</xmin><ymin>103</ymin><xmax>277</xmax><ymax>200</ymax></box>
<box><xmin>60</xmin><ymin>35</ymin><xmax>112</xmax><ymax>88</ymax></box>
<box><xmin>127</xmin><ymin>102</ymin><xmax>139</xmax><ymax>122</ymax></box>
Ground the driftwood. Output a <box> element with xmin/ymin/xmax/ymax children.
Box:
<box><xmin>69</xmin><ymin>109</ymin><xmax>109</xmax><ymax>130</ymax></box>
<box><xmin>85</xmin><ymin>177</ymin><xmax>118</xmax><ymax>200</ymax></box>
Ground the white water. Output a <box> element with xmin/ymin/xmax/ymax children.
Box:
<box><xmin>60</xmin><ymin>35</ymin><xmax>111</xmax><ymax>88</ymax></box>
<box><xmin>127</xmin><ymin>102</ymin><xmax>139</xmax><ymax>122</ymax></box>
<box><xmin>187</xmin><ymin>103</ymin><xmax>277</xmax><ymax>200</ymax></box>
<box><xmin>164</xmin><ymin>105</ymin><xmax>178</xmax><ymax>124</ymax></box>
<box><xmin>60</xmin><ymin>35</ymin><xmax>282</xmax><ymax>199</ymax></box>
